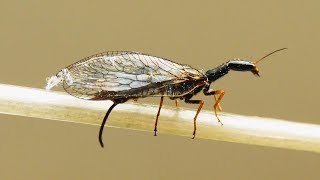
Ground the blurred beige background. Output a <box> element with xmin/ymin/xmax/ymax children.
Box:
<box><xmin>0</xmin><ymin>0</ymin><xmax>319</xmax><ymax>179</ymax></box>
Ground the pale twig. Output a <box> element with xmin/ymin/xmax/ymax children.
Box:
<box><xmin>0</xmin><ymin>83</ymin><xmax>319</xmax><ymax>153</ymax></box>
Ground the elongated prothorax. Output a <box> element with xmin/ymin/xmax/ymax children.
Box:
<box><xmin>205</xmin><ymin>60</ymin><xmax>257</xmax><ymax>82</ymax></box>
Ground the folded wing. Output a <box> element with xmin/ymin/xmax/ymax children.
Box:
<box><xmin>50</xmin><ymin>51</ymin><xmax>204</xmax><ymax>100</ymax></box>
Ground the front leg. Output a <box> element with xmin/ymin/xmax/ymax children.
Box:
<box><xmin>203</xmin><ymin>86</ymin><xmax>225</xmax><ymax>126</ymax></box>
<box><xmin>185</xmin><ymin>98</ymin><xmax>204</xmax><ymax>139</ymax></box>
<box><xmin>203</xmin><ymin>86</ymin><xmax>223</xmax><ymax>111</ymax></box>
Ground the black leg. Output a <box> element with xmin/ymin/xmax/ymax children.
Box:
<box><xmin>185</xmin><ymin>98</ymin><xmax>204</xmax><ymax>139</ymax></box>
<box><xmin>154</xmin><ymin>96</ymin><xmax>164</xmax><ymax>136</ymax></box>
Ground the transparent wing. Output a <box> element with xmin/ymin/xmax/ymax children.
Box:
<box><xmin>53</xmin><ymin>51</ymin><xmax>204</xmax><ymax>100</ymax></box>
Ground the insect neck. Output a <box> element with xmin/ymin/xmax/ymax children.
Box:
<box><xmin>205</xmin><ymin>62</ymin><xmax>230</xmax><ymax>82</ymax></box>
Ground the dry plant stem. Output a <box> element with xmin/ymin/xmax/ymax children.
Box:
<box><xmin>0</xmin><ymin>83</ymin><xmax>320</xmax><ymax>153</ymax></box>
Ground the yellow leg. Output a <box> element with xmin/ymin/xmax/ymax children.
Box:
<box><xmin>213</xmin><ymin>95</ymin><xmax>222</xmax><ymax>111</ymax></box>
<box><xmin>154</xmin><ymin>96</ymin><xmax>164</xmax><ymax>136</ymax></box>
<box><xmin>205</xmin><ymin>88</ymin><xmax>223</xmax><ymax>111</ymax></box>
<box><xmin>213</xmin><ymin>90</ymin><xmax>225</xmax><ymax>126</ymax></box>
<box><xmin>192</xmin><ymin>100</ymin><xmax>204</xmax><ymax>138</ymax></box>
<box><xmin>175</xmin><ymin>99</ymin><xmax>179</xmax><ymax>108</ymax></box>
<box><xmin>185</xmin><ymin>99</ymin><xmax>204</xmax><ymax>139</ymax></box>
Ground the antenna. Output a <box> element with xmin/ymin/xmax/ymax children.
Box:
<box><xmin>254</xmin><ymin>48</ymin><xmax>288</xmax><ymax>64</ymax></box>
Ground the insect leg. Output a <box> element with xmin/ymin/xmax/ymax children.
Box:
<box><xmin>99</xmin><ymin>99</ymin><xmax>127</xmax><ymax>148</ymax></box>
<box><xmin>170</xmin><ymin>97</ymin><xmax>179</xmax><ymax>108</ymax></box>
<box><xmin>154</xmin><ymin>96</ymin><xmax>164</xmax><ymax>136</ymax></box>
<box><xmin>184</xmin><ymin>98</ymin><xmax>204</xmax><ymax>139</ymax></box>
<box><xmin>213</xmin><ymin>95</ymin><xmax>222</xmax><ymax>111</ymax></box>
<box><xmin>203</xmin><ymin>88</ymin><xmax>225</xmax><ymax>125</ymax></box>
<box><xmin>203</xmin><ymin>87</ymin><xmax>222</xmax><ymax>111</ymax></box>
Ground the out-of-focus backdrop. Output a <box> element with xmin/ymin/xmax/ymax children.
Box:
<box><xmin>0</xmin><ymin>0</ymin><xmax>319</xmax><ymax>179</ymax></box>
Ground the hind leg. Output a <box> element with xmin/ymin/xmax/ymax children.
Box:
<box><xmin>154</xmin><ymin>96</ymin><xmax>164</xmax><ymax>136</ymax></box>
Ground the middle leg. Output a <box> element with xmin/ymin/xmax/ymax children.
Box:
<box><xmin>185</xmin><ymin>98</ymin><xmax>204</xmax><ymax>139</ymax></box>
<box><xmin>175</xmin><ymin>99</ymin><xmax>179</xmax><ymax>108</ymax></box>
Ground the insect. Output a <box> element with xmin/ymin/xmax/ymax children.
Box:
<box><xmin>46</xmin><ymin>48</ymin><xmax>287</xmax><ymax>147</ymax></box>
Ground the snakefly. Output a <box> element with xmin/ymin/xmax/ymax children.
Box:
<box><xmin>46</xmin><ymin>48</ymin><xmax>287</xmax><ymax>147</ymax></box>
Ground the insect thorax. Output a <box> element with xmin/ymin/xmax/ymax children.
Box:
<box><xmin>164</xmin><ymin>79</ymin><xmax>207</xmax><ymax>98</ymax></box>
